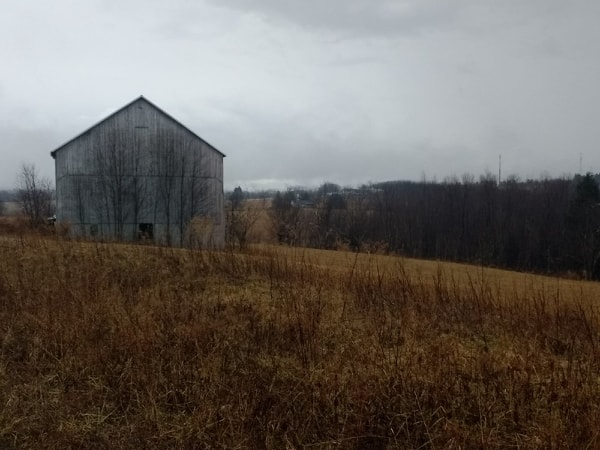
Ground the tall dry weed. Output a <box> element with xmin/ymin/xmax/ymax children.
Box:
<box><xmin>0</xmin><ymin>236</ymin><xmax>598</xmax><ymax>448</ymax></box>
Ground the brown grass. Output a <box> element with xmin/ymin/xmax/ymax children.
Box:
<box><xmin>0</xmin><ymin>235</ymin><xmax>599</xmax><ymax>449</ymax></box>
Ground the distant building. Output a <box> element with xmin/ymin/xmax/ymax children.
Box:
<box><xmin>51</xmin><ymin>96</ymin><xmax>225</xmax><ymax>247</ymax></box>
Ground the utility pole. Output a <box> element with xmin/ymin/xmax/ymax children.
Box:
<box><xmin>498</xmin><ymin>154</ymin><xmax>502</xmax><ymax>186</ymax></box>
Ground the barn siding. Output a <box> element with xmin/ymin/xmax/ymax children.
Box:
<box><xmin>53</xmin><ymin>97</ymin><xmax>225</xmax><ymax>247</ymax></box>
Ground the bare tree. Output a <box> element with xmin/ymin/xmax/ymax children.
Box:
<box><xmin>17</xmin><ymin>163</ymin><xmax>54</xmax><ymax>228</ymax></box>
<box><xmin>155</xmin><ymin>131</ymin><xmax>180</xmax><ymax>245</ymax></box>
<box><xmin>226</xmin><ymin>188</ymin><xmax>263</xmax><ymax>249</ymax></box>
<box><xmin>94</xmin><ymin>130</ymin><xmax>131</xmax><ymax>237</ymax></box>
<box><xmin>128</xmin><ymin>129</ymin><xmax>149</xmax><ymax>235</ymax></box>
<box><xmin>177</xmin><ymin>150</ymin><xmax>207</xmax><ymax>247</ymax></box>
<box><xmin>270</xmin><ymin>191</ymin><xmax>301</xmax><ymax>245</ymax></box>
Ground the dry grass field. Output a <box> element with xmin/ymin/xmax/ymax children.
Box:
<box><xmin>0</xmin><ymin>234</ymin><xmax>599</xmax><ymax>448</ymax></box>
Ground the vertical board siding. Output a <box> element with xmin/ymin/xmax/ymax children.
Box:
<box><xmin>54</xmin><ymin>98</ymin><xmax>225</xmax><ymax>247</ymax></box>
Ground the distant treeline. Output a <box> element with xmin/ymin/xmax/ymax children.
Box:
<box><xmin>0</xmin><ymin>190</ymin><xmax>17</xmax><ymax>202</ymax></box>
<box><xmin>260</xmin><ymin>174</ymin><xmax>600</xmax><ymax>279</ymax></box>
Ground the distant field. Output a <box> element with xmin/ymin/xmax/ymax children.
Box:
<box><xmin>265</xmin><ymin>244</ymin><xmax>600</xmax><ymax>307</ymax></box>
<box><xmin>0</xmin><ymin>235</ymin><xmax>599</xmax><ymax>448</ymax></box>
<box><xmin>0</xmin><ymin>201</ymin><xmax>19</xmax><ymax>215</ymax></box>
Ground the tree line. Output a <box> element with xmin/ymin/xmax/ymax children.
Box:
<box><xmin>9</xmin><ymin>161</ymin><xmax>600</xmax><ymax>279</ymax></box>
<box><xmin>260</xmin><ymin>173</ymin><xmax>600</xmax><ymax>279</ymax></box>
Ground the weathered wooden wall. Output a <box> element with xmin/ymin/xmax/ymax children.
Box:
<box><xmin>53</xmin><ymin>97</ymin><xmax>225</xmax><ymax>247</ymax></box>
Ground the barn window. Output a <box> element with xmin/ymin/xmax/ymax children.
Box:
<box><xmin>138</xmin><ymin>223</ymin><xmax>154</xmax><ymax>241</ymax></box>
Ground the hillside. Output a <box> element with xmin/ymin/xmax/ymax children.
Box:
<box><xmin>0</xmin><ymin>236</ymin><xmax>599</xmax><ymax>448</ymax></box>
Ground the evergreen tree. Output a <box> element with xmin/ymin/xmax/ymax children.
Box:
<box><xmin>567</xmin><ymin>173</ymin><xmax>600</xmax><ymax>278</ymax></box>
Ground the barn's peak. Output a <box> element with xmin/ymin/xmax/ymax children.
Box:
<box><xmin>50</xmin><ymin>96</ymin><xmax>225</xmax><ymax>159</ymax></box>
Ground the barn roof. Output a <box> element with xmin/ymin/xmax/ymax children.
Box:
<box><xmin>50</xmin><ymin>96</ymin><xmax>226</xmax><ymax>159</ymax></box>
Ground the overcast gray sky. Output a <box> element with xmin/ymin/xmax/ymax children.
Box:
<box><xmin>1</xmin><ymin>0</ymin><xmax>599</xmax><ymax>190</ymax></box>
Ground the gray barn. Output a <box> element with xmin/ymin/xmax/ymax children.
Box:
<box><xmin>51</xmin><ymin>96</ymin><xmax>225</xmax><ymax>247</ymax></box>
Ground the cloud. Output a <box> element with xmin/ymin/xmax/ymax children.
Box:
<box><xmin>208</xmin><ymin>0</ymin><xmax>596</xmax><ymax>40</ymax></box>
<box><xmin>1</xmin><ymin>0</ymin><xmax>599</xmax><ymax>190</ymax></box>
<box><xmin>210</xmin><ymin>0</ymin><xmax>458</xmax><ymax>37</ymax></box>
<box><xmin>0</xmin><ymin>125</ymin><xmax>58</xmax><ymax>186</ymax></box>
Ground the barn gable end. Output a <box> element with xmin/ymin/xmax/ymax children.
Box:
<box><xmin>51</xmin><ymin>96</ymin><xmax>225</xmax><ymax>247</ymax></box>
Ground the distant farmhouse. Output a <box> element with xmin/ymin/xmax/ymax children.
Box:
<box><xmin>51</xmin><ymin>96</ymin><xmax>225</xmax><ymax>247</ymax></box>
